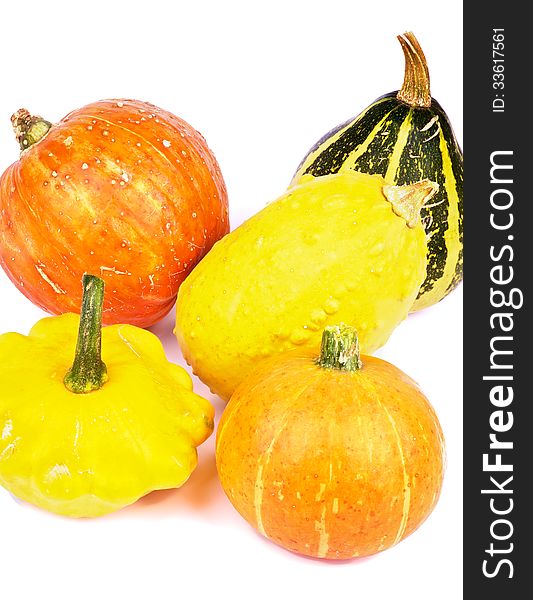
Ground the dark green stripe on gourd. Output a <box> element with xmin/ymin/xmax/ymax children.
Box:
<box><xmin>290</xmin><ymin>32</ymin><xmax>463</xmax><ymax>311</ymax></box>
<box><xmin>394</xmin><ymin>104</ymin><xmax>451</xmax><ymax>296</ymax></box>
<box><xmin>348</xmin><ymin>103</ymin><xmax>409</xmax><ymax>176</ymax></box>
<box><xmin>442</xmin><ymin>124</ymin><xmax>464</xmax><ymax>293</ymax></box>
<box><xmin>294</xmin><ymin>98</ymin><xmax>400</xmax><ymax>177</ymax></box>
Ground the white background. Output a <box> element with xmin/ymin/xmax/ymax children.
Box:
<box><xmin>0</xmin><ymin>1</ymin><xmax>463</xmax><ymax>598</ymax></box>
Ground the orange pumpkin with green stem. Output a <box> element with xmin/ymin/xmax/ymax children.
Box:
<box><xmin>216</xmin><ymin>324</ymin><xmax>445</xmax><ymax>559</ymax></box>
<box><xmin>0</xmin><ymin>99</ymin><xmax>228</xmax><ymax>327</ymax></box>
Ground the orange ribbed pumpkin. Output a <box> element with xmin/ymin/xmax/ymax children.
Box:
<box><xmin>216</xmin><ymin>324</ymin><xmax>445</xmax><ymax>560</ymax></box>
<box><xmin>0</xmin><ymin>99</ymin><xmax>228</xmax><ymax>326</ymax></box>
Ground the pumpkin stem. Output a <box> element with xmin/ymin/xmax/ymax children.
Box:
<box><xmin>11</xmin><ymin>108</ymin><xmax>53</xmax><ymax>152</ymax></box>
<box><xmin>397</xmin><ymin>32</ymin><xmax>431</xmax><ymax>108</ymax></box>
<box><xmin>64</xmin><ymin>274</ymin><xmax>108</xmax><ymax>394</ymax></box>
<box><xmin>316</xmin><ymin>324</ymin><xmax>362</xmax><ymax>372</ymax></box>
<box><xmin>383</xmin><ymin>179</ymin><xmax>439</xmax><ymax>228</ymax></box>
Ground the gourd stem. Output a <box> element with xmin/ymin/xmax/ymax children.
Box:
<box><xmin>64</xmin><ymin>274</ymin><xmax>108</xmax><ymax>394</ymax></box>
<box><xmin>397</xmin><ymin>32</ymin><xmax>431</xmax><ymax>108</ymax></box>
<box><xmin>383</xmin><ymin>179</ymin><xmax>439</xmax><ymax>228</ymax></box>
<box><xmin>11</xmin><ymin>108</ymin><xmax>52</xmax><ymax>152</ymax></box>
<box><xmin>316</xmin><ymin>324</ymin><xmax>362</xmax><ymax>372</ymax></box>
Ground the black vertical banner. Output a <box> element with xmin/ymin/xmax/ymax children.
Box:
<box><xmin>464</xmin><ymin>5</ymin><xmax>531</xmax><ymax>596</ymax></box>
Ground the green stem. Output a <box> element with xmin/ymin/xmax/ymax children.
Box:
<box><xmin>316</xmin><ymin>324</ymin><xmax>362</xmax><ymax>372</ymax></box>
<box><xmin>11</xmin><ymin>108</ymin><xmax>53</xmax><ymax>152</ymax></box>
<box><xmin>396</xmin><ymin>31</ymin><xmax>431</xmax><ymax>108</ymax></box>
<box><xmin>64</xmin><ymin>274</ymin><xmax>108</xmax><ymax>394</ymax></box>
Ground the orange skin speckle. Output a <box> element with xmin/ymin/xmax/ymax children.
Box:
<box><xmin>216</xmin><ymin>351</ymin><xmax>445</xmax><ymax>560</ymax></box>
<box><xmin>0</xmin><ymin>99</ymin><xmax>228</xmax><ymax>326</ymax></box>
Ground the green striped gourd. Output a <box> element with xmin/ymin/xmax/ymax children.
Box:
<box><xmin>291</xmin><ymin>32</ymin><xmax>463</xmax><ymax>311</ymax></box>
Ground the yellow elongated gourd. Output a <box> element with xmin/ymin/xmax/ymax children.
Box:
<box><xmin>175</xmin><ymin>172</ymin><xmax>437</xmax><ymax>401</ymax></box>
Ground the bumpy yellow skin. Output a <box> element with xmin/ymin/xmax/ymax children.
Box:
<box><xmin>175</xmin><ymin>172</ymin><xmax>428</xmax><ymax>401</ymax></box>
<box><xmin>0</xmin><ymin>313</ymin><xmax>214</xmax><ymax>518</ymax></box>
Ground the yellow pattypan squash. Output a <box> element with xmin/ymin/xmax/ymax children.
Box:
<box><xmin>0</xmin><ymin>274</ymin><xmax>214</xmax><ymax>518</ymax></box>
